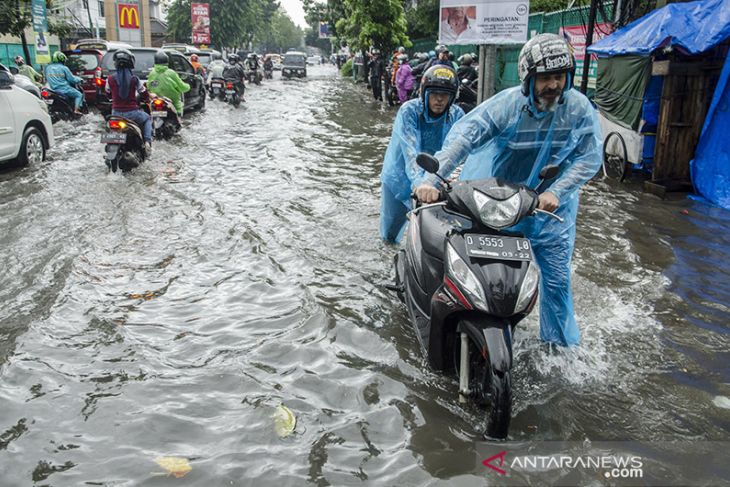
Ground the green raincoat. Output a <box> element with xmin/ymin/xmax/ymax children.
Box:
<box><xmin>147</xmin><ymin>64</ymin><xmax>190</xmax><ymax>115</ymax></box>
<box><xmin>19</xmin><ymin>64</ymin><xmax>43</xmax><ymax>86</ymax></box>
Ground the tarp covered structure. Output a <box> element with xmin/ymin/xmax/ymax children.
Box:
<box><xmin>588</xmin><ymin>0</ymin><xmax>730</xmax><ymax>57</ymax></box>
<box><xmin>690</xmin><ymin>48</ymin><xmax>730</xmax><ymax>209</ymax></box>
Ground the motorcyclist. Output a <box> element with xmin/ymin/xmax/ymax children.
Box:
<box><xmin>263</xmin><ymin>55</ymin><xmax>274</xmax><ymax>74</ymax></box>
<box><xmin>190</xmin><ymin>53</ymin><xmax>206</xmax><ymax>77</ymax></box>
<box><xmin>427</xmin><ymin>45</ymin><xmax>453</xmax><ymax>69</ymax></box>
<box><xmin>395</xmin><ymin>54</ymin><xmax>414</xmax><ymax>103</ymax></box>
<box><xmin>246</xmin><ymin>53</ymin><xmax>261</xmax><ymax>82</ymax></box>
<box><xmin>413</xmin><ymin>34</ymin><xmax>603</xmax><ymax>346</ymax></box>
<box><xmin>206</xmin><ymin>58</ymin><xmax>226</xmax><ymax>90</ymax></box>
<box><xmin>379</xmin><ymin>65</ymin><xmax>465</xmax><ymax>243</ymax></box>
<box><xmin>104</xmin><ymin>49</ymin><xmax>153</xmax><ymax>155</ymax></box>
<box><xmin>14</xmin><ymin>56</ymin><xmax>43</xmax><ymax>86</ymax></box>
<box><xmin>147</xmin><ymin>50</ymin><xmax>190</xmax><ymax>117</ymax></box>
<box><xmin>456</xmin><ymin>53</ymin><xmax>478</xmax><ymax>83</ymax></box>
<box><xmin>44</xmin><ymin>51</ymin><xmax>84</xmax><ymax>114</ymax></box>
<box><xmin>222</xmin><ymin>53</ymin><xmax>246</xmax><ymax>98</ymax></box>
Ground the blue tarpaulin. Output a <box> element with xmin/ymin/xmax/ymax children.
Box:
<box><xmin>690</xmin><ymin>48</ymin><xmax>730</xmax><ymax>210</ymax></box>
<box><xmin>588</xmin><ymin>0</ymin><xmax>730</xmax><ymax>57</ymax></box>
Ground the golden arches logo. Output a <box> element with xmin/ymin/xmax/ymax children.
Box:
<box><xmin>118</xmin><ymin>4</ymin><xmax>140</xmax><ymax>29</ymax></box>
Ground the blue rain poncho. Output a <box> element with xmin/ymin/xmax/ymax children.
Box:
<box><xmin>420</xmin><ymin>86</ymin><xmax>603</xmax><ymax>346</ymax></box>
<box><xmin>45</xmin><ymin>62</ymin><xmax>84</xmax><ymax>109</ymax></box>
<box><xmin>380</xmin><ymin>97</ymin><xmax>464</xmax><ymax>243</ymax></box>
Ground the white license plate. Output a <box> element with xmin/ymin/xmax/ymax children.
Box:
<box><xmin>152</xmin><ymin>110</ymin><xmax>167</xmax><ymax>117</ymax></box>
<box><xmin>225</xmin><ymin>90</ymin><xmax>236</xmax><ymax>94</ymax></box>
<box><xmin>101</xmin><ymin>132</ymin><xmax>127</xmax><ymax>144</ymax></box>
<box><xmin>212</xmin><ymin>83</ymin><xmax>222</xmax><ymax>87</ymax></box>
<box><xmin>44</xmin><ymin>99</ymin><xmax>54</xmax><ymax>105</ymax></box>
<box><xmin>464</xmin><ymin>234</ymin><xmax>532</xmax><ymax>261</ymax></box>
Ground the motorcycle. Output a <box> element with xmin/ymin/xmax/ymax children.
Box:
<box><xmin>209</xmin><ymin>77</ymin><xmax>225</xmax><ymax>100</ymax></box>
<box><xmin>388</xmin><ymin>153</ymin><xmax>561</xmax><ymax>439</ymax></box>
<box><xmin>455</xmin><ymin>78</ymin><xmax>478</xmax><ymax>114</ymax></box>
<box><xmin>223</xmin><ymin>80</ymin><xmax>244</xmax><ymax>108</ymax></box>
<box><xmin>100</xmin><ymin>115</ymin><xmax>147</xmax><ymax>172</ymax></box>
<box><xmin>264</xmin><ymin>67</ymin><xmax>273</xmax><ymax>80</ymax></box>
<box><xmin>41</xmin><ymin>85</ymin><xmax>88</xmax><ymax>123</ymax></box>
<box><xmin>149</xmin><ymin>95</ymin><xmax>181</xmax><ymax>140</ymax></box>
<box><xmin>246</xmin><ymin>69</ymin><xmax>262</xmax><ymax>85</ymax></box>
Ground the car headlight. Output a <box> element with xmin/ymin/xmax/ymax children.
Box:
<box><xmin>446</xmin><ymin>243</ymin><xmax>488</xmax><ymax>311</ymax></box>
<box><xmin>514</xmin><ymin>262</ymin><xmax>540</xmax><ymax>313</ymax></box>
<box><xmin>473</xmin><ymin>190</ymin><xmax>521</xmax><ymax>229</ymax></box>
<box><xmin>36</xmin><ymin>97</ymin><xmax>48</xmax><ymax>113</ymax></box>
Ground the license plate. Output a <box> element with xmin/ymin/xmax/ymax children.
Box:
<box><xmin>225</xmin><ymin>90</ymin><xmax>235</xmax><ymax>94</ymax></box>
<box><xmin>151</xmin><ymin>110</ymin><xmax>167</xmax><ymax>117</ymax></box>
<box><xmin>44</xmin><ymin>99</ymin><xmax>54</xmax><ymax>105</ymax></box>
<box><xmin>101</xmin><ymin>132</ymin><xmax>127</xmax><ymax>144</ymax></box>
<box><xmin>212</xmin><ymin>83</ymin><xmax>222</xmax><ymax>87</ymax></box>
<box><xmin>464</xmin><ymin>234</ymin><xmax>532</xmax><ymax>261</ymax></box>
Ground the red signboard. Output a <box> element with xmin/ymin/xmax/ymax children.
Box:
<box><xmin>191</xmin><ymin>3</ymin><xmax>210</xmax><ymax>45</ymax></box>
<box><xmin>118</xmin><ymin>3</ymin><xmax>140</xmax><ymax>29</ymax></box>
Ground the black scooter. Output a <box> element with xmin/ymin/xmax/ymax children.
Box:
<box><xmin>209</xmin><ymin>77</ymin><xmax>225</xmax><ymax>100</ymax></box>
<box><xmin>389</xmin><ymin>153</ymin><xmax>561</xmax><ymax>438</ymax></box>
<box><xmin>100</xmin><ymin>115</ymin><xmax>147</xmax><ymax>172</ymax></box>
<box><xmin>41</xmin><ymin>85</ymin><xmax>88</xmax><ymax>123</ymax></box>
<box><xmin>149</xmin><ymin>95</ymin><xmax>181</xmax><ymax>140</ymax></box>
<box><xmin>223</xmin><ymin>80</ymin><xmax>244</xmax><ymax>108</ymax></box>
<box><xmin>455</xmin><ymin>78</ymin><xmax>478</xmax><ymax>114</ymax></box>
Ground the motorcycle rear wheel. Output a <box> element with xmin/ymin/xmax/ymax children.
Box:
<box><xmin>451</xmin><ymin>328</ymin><xmax>513</xmax><ymax>439</ymax></box>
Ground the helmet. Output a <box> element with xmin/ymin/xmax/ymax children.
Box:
<box><xmin>14</xmin><ymin>56</ymin><xmax>25</xmax><ymax>66</ymax></box>
<box><xmin>428</xmin><ymin>50</ymin><xmax>436</xmax><ymax>59</ymax></box>
<box><xmin>190</xmin><ymin>54</ymin><xmax>199</xmax><ymax>62</ymax></box>
<box><xmin>228</xmin><ymin>53</ymin><xmax>239</xmax><ymax>63</ymax></box>
<box><xmin>518</xmin><ymin>33</ymin><xmax>575</xmax><ymax>97</ymax></box>
<box><xmin>418</xmin><ymin>53</ymin><xmax>429</xmax><ymax>62</ymax></box>
<box><xmin>113</xmin><ymin>49</ymin><xmax>135</xmax><ymax>69</ymax></box>
<box><xmin>397</xmin><ymin>54</ymin><xmax>408</xmax><ymax>63</ymax></box>
<box><xmin>52</xmin><ymin>51</ymin><xmax>67</xmax><ymax>63</ymax></box>
<box><xmin>154</xmin><ymin>50</ymin><xmax>169</xmax><ymax>65</ymax></box>
<box><xmin>371</xmin><ymin>48</ymin><xmax>380</xmax><ymax>56</ymax></box>
<box><xmin>435</xmin><ymin>44</ymin><xmax>448</xmax><ymax>54</ymax></box>
<box><xmin>460</xmin><ymin>54</ymin><xmax>473</xmax><ymax>65</ymax></box>
<box><xmin>212</xmin><ymin>52</ymin><xmax>222</xmax><ymax>60</ymax></box>
<box><xmin>420</xmin><ymin>65</ymin><xmax>458</xmax><ymax>105</ymax></box>
<box><xmin>398</xmin><ymin>46</ymin><xmax>406</xmax><ymax>54</ymax></box>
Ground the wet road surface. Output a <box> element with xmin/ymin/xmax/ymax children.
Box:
<box><xmin>1</xmin><ymin>65</ymin><xmax>729</xmax><ymax>485</ymax></box>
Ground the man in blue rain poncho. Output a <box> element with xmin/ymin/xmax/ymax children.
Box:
<box><xmin>44</xmin><ymin>51</ymin><xmax>84</xmax><ymax>114</ymax></box>
<box><xmin>380</xmin><ymin>65</ymin><xmax>465</xmax><ymax>243</ymax></box>
<box><xmin>414</xmin><ymin>34</ymin><xmax>603</xmax><ymax>346</ymax></box>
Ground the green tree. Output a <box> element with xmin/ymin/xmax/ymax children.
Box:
<box><xmin>338</xmin><ymin>0</ymin><xmax>410</xmax><ymax>52</ymax></box>
<box><xmin>0</xmin><ymin>0</ymin><xmax>71</xmax><ymax>64</ymax></box>
<box><xmin>256</xmin><ymin>8</ymin><xmax>303</xmax><ymax>53</ymax></box>
<box><xmin>404</xmin><ymin>0</ymin><xmax>438</xmax><ymax>40</ymax></box>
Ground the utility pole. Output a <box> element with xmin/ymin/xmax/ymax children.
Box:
<box><xmin>477</xmin><ymin>44</ymin><xmax>497</xmax><ymax>103</ymax></box>
<box><xmin>579</xmin><ymin>0</ymin><xmax>599</xmax><ymax>93</ymax></box>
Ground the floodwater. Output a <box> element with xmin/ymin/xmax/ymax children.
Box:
<box><xmin>1</xmin><ymin>65</ymin><xmax>729</xmax><ymax>486</ymax></box>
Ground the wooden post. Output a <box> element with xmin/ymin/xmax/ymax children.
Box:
<box><xmin>478</xmin><ymin>44</ymin><xmax>496</xmax><ymax>104</ymax></box>
<box><xmin>580</xmin><ymin>0</ymin><xmax>599</xmax><ymax>93</ymax></box>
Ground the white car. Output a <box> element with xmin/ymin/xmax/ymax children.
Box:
<box><xmin>0</xmin><ymin>68</ymin><xmax>54</xmax><ymax>166</ymax></box>
<box><xmin>306</xmin><ymin>56</ymin><xmax>319</xmax><ymax>65</ymax></box>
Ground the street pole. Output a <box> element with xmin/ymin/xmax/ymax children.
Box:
<box><xmin>478</xmin><ymin>44</ymin><xmax>497</xmax><ymax>104</ymax></box>
<box><xmin>579</xmin><ymin>0</ymin><xmax>599</xmax><ymax>93</ymax></box>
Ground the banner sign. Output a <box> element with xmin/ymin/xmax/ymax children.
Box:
<box><xmin>559</xmin><ymin>23</ymin><xmax>612</xmax><ymax>89</ymax></box>
<box><xmin>439</xmin><ymin>0</ymin><xmax>529</xmax><ymax>45</ymax></box>
<box><xmin>118</xmin><ymin>3</ymin><xmax>140</xmax><ymax>29</ymax></box>
<box><xmin>318</xmin><ymin>22</ymin><xmax>332</xmax><ymax>39</ymax></box>
<box><xmin>31</xmin><ymin>0</ymin><xmax>48</xmax><ymax>33</ymax></box>
<box><xmin>191</xmin><ymin>3</ymin><xmax>211</xmax><ymax>45</ymax></box>
<box><xmin>34</xmin><ymin>32</ymin><xmax>50</xmax><ymax>64</ymax></box>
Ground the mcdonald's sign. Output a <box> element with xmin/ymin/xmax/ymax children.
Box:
<box><xmin>118</xmin><ymin>3</ymin><xmax>140</xmax><ymax>29</ymax></box>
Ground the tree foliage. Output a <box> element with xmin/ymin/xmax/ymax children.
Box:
<box><xmin>0</xmin><ymin>0</ymin><xmax>71</xmax><ymax>38</ymax></box>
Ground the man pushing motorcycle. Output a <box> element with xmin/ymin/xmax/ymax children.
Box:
<box><xmin>411</xmin><ymin>34</ymin><xmax>603</xmax><ymax>347</ymax></box>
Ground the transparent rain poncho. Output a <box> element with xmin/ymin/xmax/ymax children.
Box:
<box><xmin>379</xmin><ymin>96</ymin><xmax>464</xmax><ymax>243</ymax></box>
<box><xmin>420</xmin><ymin>87</ymin><xmax>603</xmax><ymax>345</ymax></box>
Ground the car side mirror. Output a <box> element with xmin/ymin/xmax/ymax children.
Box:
<box><xmin>539</xmin><ymin>164</ymin><xmax>560</xmax><ymax>180</ymax></box>
<box><xmin>0</xmin><ymin>70</ymin><xmax>14</xmax><ymax>89</ymax></box>
<box><xmin>416</xmin><ymin>153</ymin><xmax>440</xmax><ymax>173</ymax></box>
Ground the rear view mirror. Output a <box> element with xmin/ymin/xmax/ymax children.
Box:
<box><xmin>416</xmin><ymin>153</ymin><xmax>439</xmax><ymax>174</ymax></box>
<box><xmin>0</xmin><ymin>70</ymin><xmax>14</xmax><ymax>89</ymax></box>
<box><xmin>539</xmin><ymin>165</ymin><xmax>560</xmax><ymax>180</ymax></box>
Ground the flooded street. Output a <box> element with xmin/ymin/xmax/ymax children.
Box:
<box><xmin>1</xmin><ymin>65</ymin><xmax>729</xmax><ymax>485</ymax></box>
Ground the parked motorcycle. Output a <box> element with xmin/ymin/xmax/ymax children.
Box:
<box><xmin>455</xmin><ymin>78</ymin><xmax>478</xmax><ymax>114</ymax></box>
<box><xmin>209</xmin><ymin>77</ymin><xmax>226</xmax><ymax>100</ymax></box>
<box><xmin>100</xmin><ymin>116</ymin><xmax>147</xmax><ymax>172</ymax></box>
<box><xmin>223</xmin><ymin>81</ymin><xmax>244</xmax><ymax>108</ymax></box>
<box><xmin>149</xmin><ymin>95</ymin><xmax>181</xmax><ymax>140</ymax></box>
<box><xmin>388</xmin><ymin>153</ymin><xmax>561</xmax><ymax>439</ymax></box>
<box><xmin>41</xmin><ymin>86</ymin><xmax>88</xmax><ymax>123</ymax></box>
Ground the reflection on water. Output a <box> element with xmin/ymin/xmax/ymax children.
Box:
<box><xmin>0</xmin><ymin>65</ymin><xmax>728</xmax><ymax>485</ymax></box>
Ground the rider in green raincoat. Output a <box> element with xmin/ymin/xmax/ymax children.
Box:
<box><xmin>146</xmin><ymin>51</ymin><xmax>190</xmax><ymax>116</ymax></box>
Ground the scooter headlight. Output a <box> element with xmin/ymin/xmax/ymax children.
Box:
<box><xmin>514</xmin><ymin>262</ymin><xmax>540</xmax><ymax>313</ymax></box>
<box><xmin>473</xmin><ymin>190</ymin><xmax>522</xmax><ymax>229</ymax></box>
<box><xmin>446</xmin><ymin>243</ymin><xmax>488</xmax><ymax>311</ymax></box>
